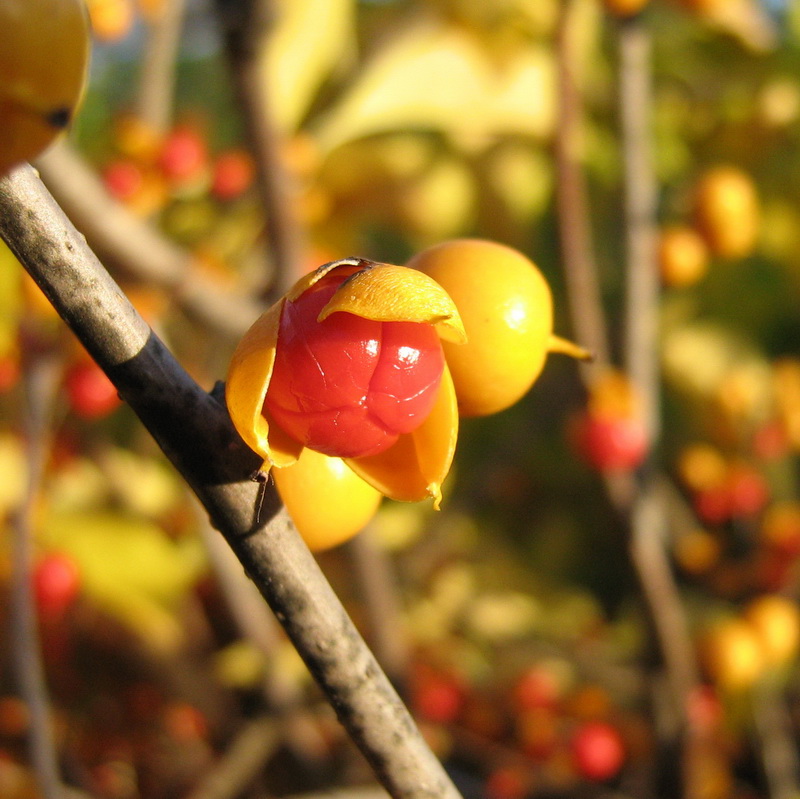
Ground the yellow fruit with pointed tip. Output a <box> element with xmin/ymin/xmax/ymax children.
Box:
<box><xmin>0</xmin><ymin>0</ymin><xmax>91</xmax><ymax>175</ymax></box>
<box><xmin>272</xmin><ymin>447</ymin><xmax>382</xmax><ymax>552</ymax></box>
<box><xmin>407</xmin><ymin>239</ymin><xmax>588</xmax><ymax>417</ymax></box>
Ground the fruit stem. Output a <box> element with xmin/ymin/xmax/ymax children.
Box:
<box><xmin>548</xmin><ymin>334</ymin><xmax>594</xmax><ymax>361</ymax></box>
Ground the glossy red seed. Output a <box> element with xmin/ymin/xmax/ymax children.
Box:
<box><xmin>265</xmin><ymin>271</ymin><xmax>444</xmax><ymax>459</ymax></box>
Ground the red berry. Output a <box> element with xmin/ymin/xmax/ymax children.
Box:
<box><xmin>570</xmin><ymin>721</ymin><xmax>625</xmax><ymax>782</ymax></box>
<box><xmin>265</xmin><ymin>270</ymin><xmax>445</xmax><ymax>459</ymax></box>
<box><xmin>65</xmin><ymin>361</ymin><xmax>121</xmax><ymax>419</ymax></box>
<box><xmin>211</xmin><ymin>149</ymin><xmax>254</xmax><ymax>201</ymax></box>
<box><xmin>484</xmin><ymin>766</ymin><xmax>529</xmax><ymax>799</ymax></box>
<box><xmin>0</xmin><ymin>354</ymin><xmax>19</xmax><ymax>393</ymax></box>
<box><xmin>511</xmin><ymin>665</ymin><xmax>561</xmax><ymax>711</ymax></box>
<box><xmin>102</xmin><ymin>159</ymin><xmax>145</xmax><ymax>202</ymax></box>
<box><xmin>573</xmin><ymin>412</ymin><xmax>648</xmax><ymax>472</ymax></box>
<box><xmin>726</xmin><ymin>465</ymin><xmax>769</xmax><ymax>518</ymax></box>
<box><xmin>409</xmin><ymin>669</ymin><xmax>464</xmax><ymax>725</ymax></box>
<box><xmin>33</xmin><ymin>553</ymin><xmax>80</xmax><ymax>619</ymax></box>
<box><xmin>158</xmin><ymin>126</ymin><xmax>208</xmax><ymax>185</ymax></box>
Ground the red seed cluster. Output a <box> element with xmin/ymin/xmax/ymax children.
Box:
<box><xmin>265</xmin><ymin>271</ymin><xmax>445</xmax><ymax>459</ymax></box>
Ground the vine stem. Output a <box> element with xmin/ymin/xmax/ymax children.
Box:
<box><xmin>555</xmin><ymin>0</ymin><xmax>611</xmax><ymax>373</ymax></box>
<box><xmin>212</xmin><ymin>0</ymin><xmax>305</xmax><ymax>301</ymax></box>
<box><xmin>617</xmin><ymin>17</ymin><xmax>701</xmax><ymax>798</ymax></box>
<box><xmin>135</xmin><ymin>0</ymin><xmax>188</xmax><ymax>136</ymax></box>
<box><xmin>0</xmin><ymin>164</ymin><xmax>463</xmax><ymax>799</ymax></box>
<box><xmin>11</xmin><ymin>346</ymin><xmax>64</xmax><ymax>799</ymax></box>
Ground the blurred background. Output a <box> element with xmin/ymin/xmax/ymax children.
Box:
<box><xmin>4</xmin><ymin>0</ymin><xmax>800</xmax><ymax>797</ymax></box>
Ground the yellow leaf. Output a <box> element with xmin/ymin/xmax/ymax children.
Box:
<box><xmin>41</xmin><ymin>512</ymin><xmax>207</xmax><ymax>648</ymax></box>
<box><xmin>262</xmin><ymin>0</ymin><xmax>356</xmax><ymax>133</ymax></box>
<box><xmin>314</xmin><ymin>19</ymin><xmax>556</xmax><ymax>153</ymax></box>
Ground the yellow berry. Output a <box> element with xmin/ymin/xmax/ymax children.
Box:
<box><xmin>744</xmin><ymin>595</ymin><xmax>800</xmax><ymax>667</ymax></box>
<box><xmin>658</xmin><ymin>225</ymin><xmax>709</xmax><ymax>288</ymax></box>
<box><xmin>272</xmin><ymin>447</ymin><xmax>382</xmax><ymax>552</ymax></box>
<box><xmin>407</xmin><ymin>239</ymin><xmax>586</xmax><ymax>417</ymax></box>
<box><xmin>699</xmin><ymin>616</ymin><xmax>765</xmax><ymax>691</ymax></box>
<box><xmin>0</xmin><ymin>0</ymin><xmax>91</xmax><ymax>174</ymax></box>
<box><xmin>693</xmin><ymin>166</ymin><xmax>760</xmax><ymax>260</ymax></box>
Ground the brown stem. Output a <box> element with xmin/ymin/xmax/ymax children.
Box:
<box><xmin>212</xmin><ymin>0</ymin><xmax>305</xmax><ymax>301</ymax></box>
<box><xmin>11</xmin><ymin>346</ymin><xmax>64</xmax><ymax>798</ymax></box>
<box><xmin>617</xmin><ymin>18</ymin><xmax>701</xmax><ymax>798</ymax></box>
<box><xmin>555</xmin><ymin>0</ymin><xmax>611</xmax><ymax>373</ymax></box>
<box><xmin>135</xmin><ymin>0</ymin><xmax>188</xmax><ymax>136</ymax></box>
<box><xmin>0</xmin><ymin>164</ymin><xmax>463</xmax><ymax>799</ymax></box>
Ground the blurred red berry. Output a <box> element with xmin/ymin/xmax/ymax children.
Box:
<box><xmin>65</xmin><ymin>361</ymin><xmax>121</xmax><ymax>419</ymax></box>
<box><xmin>484</xmin><ymin>766</ymin><xmax>529</xmax><ymax>799</ymax></box>
<box><xmin>158</xmin><ymin>126</ymin><xmax>208</xmax><ymax>185</ymax></box>
<box><xmin>33</xmin><ymin>553</ymin><xmax>80</xmax><ymax>619</ymax></box>
<box><xmin>211</xmin><ymin>149</ymin><xmax>254</xmax><ymax>201</ymax></box>
<box><xmin>726</xmin><ymin>465</ymin><xmax>769</xmax><ymax>518</ymax></box>
<box><xmin>0</xmin><ymin>354</ymin><xmax>20</xmax><ymax>393</ymax></box>
<box><xmin>573</xmin><ymin>412</ymin><xmax>648</xmax><ymax>472</ymax></box>
<box><xmin>570</xmin><ymin>721</ymin><xmax>625</xmax><ymax>782</ymax></box>
<box><xmin>102</xmin><ymin>158</ymin><xmax>145</xmax><ymax>203</ymax></box>
<box><xmin>511</xmin><ymin>665</ymin><xmax>561</xmax><ymax>711</ymax></box>
<box><xmin>409</xmin><ymin>667</ymin><xmax>464</xmax><ymax>725</ymax></box>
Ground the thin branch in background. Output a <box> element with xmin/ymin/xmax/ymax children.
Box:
<box><xmin>751</xmin><ymin>681</ymin><xmax>800</xmax><ymax>799</ymax></box>
<box><xmin>135</xmin><ymin>0</ymin><xmax>189</xmax><ymax>137</ymax></box>
<box><xmin>555</xmin><ymin>0</ymin><xmax>611</xmax><ymax>374</ymax></box>
<box><xmin>212</xmin><ymin>0</ymin><xmax>305</xmax><ymax>301</ymax></box>
<box><xmin>184</xmin><ymin>715</ymin><xmax>282</xmax><ymax>799</ymax></box>
<box><xmin>35</xmin><ymin>142</ymin><xmax>262</xmax><ymax>339</ymax></box>
<box><xmin>343</xmin><ymin>532</ymin><xmax>410</xmax><ymax>683</ymax></box>
<box><xmin>10</xmin><ymin>343</ymin><xmax>64</xmax><ymax>799</ymax></box>
<box><xmin>619</xmin><ymin>20</ymin><xmax>660</xmax><ymax>443</ymax></box>
<box><xmin>0</xmin><ymin>164</ymin><xmax>464</xmax><ymax>799</ymax></box>
<box><xmin>617</xmin><ymin>16</ymin><xmax>700</xmax><ymax>798</ymax></box>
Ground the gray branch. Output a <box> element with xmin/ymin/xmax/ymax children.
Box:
<box><xmin>0</xmin><ymin>164</ymin><xmax>463</xmax><ymax>799</ymax></box>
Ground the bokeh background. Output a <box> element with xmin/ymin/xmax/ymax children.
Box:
<box><xmin>4</xmin><ymin>0</ymin><xmax>800</xmax><ymax>797</ymax></box>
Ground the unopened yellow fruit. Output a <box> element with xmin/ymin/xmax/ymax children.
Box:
<box><xmin>407</xmin><ymin>239</ymin><xmax>581</xmax><ymax>417</ymax></box>
<box><xmin>658</xmin><ymin>225</ymin><xmax>709</xmax><ymax>288</ymax></box>
<box><xmin>699</xmin><ymin>616</ymin><xmax>765</xmax><ymax>691</ymax></box>
<box><xmin>272</xmin><ymin>447</ymin><xmax>382</xmax><ymax>552</ymax></box>
<box><xmin>0</xmin><ymin>0</ymin><xmax>91</xmax><ymax>175</ymax></box>
<box><xmin>693</xmin><ymin>166</ymin><xmax>760</xmax><ymax>259</ymax></box>
<box><xmin>744</xmin><ymin>595</ymin><xmax>800</xmax><ymax>667</ymax></box>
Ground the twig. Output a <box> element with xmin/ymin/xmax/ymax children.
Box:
<box><xmin>184</xmin><ymin>715</ymin><xmax>282</xmax><ymax>799</ymax></box>
<box><xmin>135</xmin><ymin>0</ymin><xmax>188</xmax><ymax>137</ymax></box>
<box><xmin>11</xmin><ymin>344</ymin><xmax>64</xmax><ymax>798</ymax></box>
<box><xmin>212</xmin><ymin>0</ymin><xmax>304</xmax><ymax>301</ymax></box>
<box><xmin>555</xmin><ymin>0</ymin><xmax>611</xmax><ymax>374</ymax></box>
<box><xmin>751</xmin><ymin>681</ymin><xmax>800</xmax><ymax>799</ymax></box>
<box><xmin>343</xmin><ymin>532</ymin><xmax>410</xmax><ymax>682</ymax></box>
<box><xmin>0</xmin><ymin>164</ymin><xmax>463</xmax><ymax>799</ymax></box>
<box><xmin>35</xmin><ymin>142</ymin><xmax>262</xmax><ymax>339</ymax></box>
<box><xmin>617</xmin><ymin>17</ymin><xmax>701</xmax><ymax>798</ymax></box>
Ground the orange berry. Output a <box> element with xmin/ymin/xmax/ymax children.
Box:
<box><xmin>658</xmin><ymin>225</ymin><xmax>709</xmax><ymax>287</ymax></box>
<box><xmin>693</xmin><ymin>166</ymin><xmax>760</xmax><ymax>259</ymax></box>
<box><xmin>272</xmin><ymin>447</ymin><xmax>382</xmax><ymax>551</ymax></box>
<box><xmin>407</xmin><ymin>239</ymin><xmax>587</xmax><ymax>417</ymax></box>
